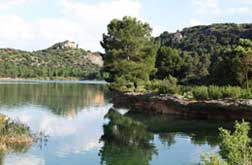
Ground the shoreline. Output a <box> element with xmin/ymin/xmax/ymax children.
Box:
<box><xmin>112</xmin><ymin>92</ymin><xmax>252</xmax><ymax>121</ymax></box>
<box><xmin>0</xmin><ymin>77</ymin><xmax>107</xmax><ymax>84</ymax></box>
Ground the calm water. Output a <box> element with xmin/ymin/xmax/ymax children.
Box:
<box><xmin>0</xmin><ymin>81</ymin><xmax>232</xmax><ymax>165</ymax></box>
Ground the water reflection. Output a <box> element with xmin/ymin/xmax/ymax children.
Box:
<box><xmin>125</xmin><ymin>112</ymin><xmax>233</xmax><ymax>147</ymax></box>
<box><xmin>0</xmin><ymin>82</ymin><xmax>235</xmax><ymax>165</ymax></box>
<box><xmin>99</xmin><ymin>109</ymin><xmax>234</xmax><ymax>165</ymax></box>
<box><xmin>0</xmin><ymin>83</ymin><xmax>110</xmax><ymax>117</ymax></box>
<box><xmin>99</xmin><ymin>109</ymin><xmax>157</xmax><ymax>165</ymax></box>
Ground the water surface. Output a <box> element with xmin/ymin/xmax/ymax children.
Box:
<box><xmin>0</xmin><ymin>81</ymin><xmax>231</xmax><ymax>165</ymax></box>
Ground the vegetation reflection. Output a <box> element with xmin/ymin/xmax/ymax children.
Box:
<box><xmin>0</xmin><ymin>83</ymin><xmax>110</xmax><ymax>117</ymax></box>
<box><xmin>99</xmin><ymin>109</ymin><xmax>157</xmax><ymax>165</ymax></box>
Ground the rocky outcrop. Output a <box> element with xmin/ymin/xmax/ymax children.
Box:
<box><xmin>84</xmin><ymin>52</ymin><xmax>104</xmax><ymax>67</ymax></box>
<box><xmin>50</xmin><ymin>40</ymin><xmax>78</xmax><ymax>50</ymax></box>
<box><xmin>112</xmin><ymin>93</ymin><xmax>252</xmax><ymax>121</ymax></box>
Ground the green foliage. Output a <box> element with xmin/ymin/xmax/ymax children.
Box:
<box><xmin>155</xmin><ymin>46</ymin><xmax>183</xmax><ymax>79</ymax></box>
<box><xmin>186</xmin><ymin>86</ymin><xmax>246</xmax><ymax>100</ymax></box>
<box><xmin>234</xmin><ymin>39</ymin><xmax>252</xmax><ymax>89</ymax></box>
<box><xmin>158</xmin><ymin>75</ymin><xmax>180</xmax><ymax>94</ymax></box>
<box><xmin>0</xmin><ymin>48</ymin><xmax>102</xmax><ymax>80</ymax></box>
<box><xmin>192</xmin><ymin>86</ymin><xmax>209</xmax><ymax>100</ymax></box>
<box><xmin>219</xmin><ymin>121</ymin><xmax>252</xmax><ymax>165</ymax></box>
<box><xmin>208</xmin><ymin>86</ymin><xmax>223</xmax><ymax>100</ymax></box>
<box><xmin>157</xmin><ymin>24</ymin><xmax>252</xmax><ymax>86</ymax></box>
<box><xmin>241</xmin><ymin>88</ymin><xmax>252</xmax><ymax>99</ymax></box>
<box><xmin>202</xmin><ymin>121</ymin><xmax>252</xmax><ymax>165</ymax></box>
<box><xmin>201</xmin><ymin>154</ymin><xmax>226</xmax><ymax>165</ymax></box>
<box><xmin>221</xmin><ymin>86</ymin><xmax>241</xmax><ymax>99</ymax></box>
<box><xmin>101</xmin><ymin>16</ymin><xmax>158</xmax><ymax>90</ymax></box>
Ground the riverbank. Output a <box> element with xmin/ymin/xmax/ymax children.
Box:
<box><xmin>112</xmin><ymin>92</ymin><xmax>252</xmax><ymax>120</ymax></box>
<box><xmin>0</xmin><ymin>77</ymin><xmax>85</xmax><ymax>81</ymax></box>
<box><xmin>0</xmin><ymin>114</ymin><xmax>33</xmax><ymax>152</ymax></box>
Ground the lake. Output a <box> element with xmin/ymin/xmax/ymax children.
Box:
<box><xmin>0</xmin><ymin>81</ymin><xmax>233</xmax><ymax>165</ymax></box>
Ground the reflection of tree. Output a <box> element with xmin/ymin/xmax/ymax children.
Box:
<box><xmin>159</xmin><ymin>133</ymin><xmax>176</xmax><ymax>147</ymax></box>
<box><xmin>0</xmin><ymin>83</ymin><xmax>110</xmax><ymax>117</ymax></box>
<box><xmin>0</xmin><ymin>153</ymin><xmax>3</xmax><ymax>165</ymax></box>
<box><xmin>125</xmin><ymin>111</ymin><xmax>233</xmax><ymax>147</ymax></box>
<box><xmin>99</xmin><ymin>109</ymin><xmax>157</xmax><ymax>165</ymax></box>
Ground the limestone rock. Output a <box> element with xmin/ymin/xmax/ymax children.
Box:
<box><xmin>50</xmin><ymin>40</ymin><xmax>78</xmax><ymax>50</ymax></box>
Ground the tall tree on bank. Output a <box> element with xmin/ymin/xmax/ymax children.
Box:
<box><xmin>235</xmin><ymin>39</ymin><xmax>252</xmax><ymax>89</ymax></box>
<box><xmin>101</xmin><ymin>16</ymin><xmax>158</xmax><ymax>89</ymax></box>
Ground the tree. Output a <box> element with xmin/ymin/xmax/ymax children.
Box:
<box><xmin>101</xmin><ymin>16</ymin><xmax>158</xmax><ymax>89</ymax></box>
<box><xmin>234</xmin><ymin>39</ymin><xmax>252</xmax><ymax>89</ymax></box>
<box><xmin>155</xmin><ymin>46</ymin><xmax>183</xmax><ymax>79</ymax></box>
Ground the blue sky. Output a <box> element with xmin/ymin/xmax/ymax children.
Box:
<box><xmin>0</xmin><ymin>0</ymin><xmax>252</xmax><ymax>51</ymax></box>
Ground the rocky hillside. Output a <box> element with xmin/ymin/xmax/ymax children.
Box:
<box><xmin>156</xmin><ymin>23</ymin><xmax>252</xmax><ymax>85</ymax></box>
<box><xmin>0</xmin><ymin>41</ymin><xmax>104</xmax><ymax>79</ymax></box>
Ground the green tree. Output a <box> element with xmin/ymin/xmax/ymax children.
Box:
<box><xmin>101</xmin><ymin>16</ymin><xmax>158</xmax><ymax>89</ymax></box>
<box><xmin>155</xmin><ymin>46</ymin><xmax>183</xmax><ymax>79</ymax></box>
<box><xmin>234</xmin><ymin>39</ymin><xmax>252</xmax><ymax>89</ymax></box>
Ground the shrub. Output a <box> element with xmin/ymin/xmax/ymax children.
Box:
<box><xmin>221</xmin><ymin>86</ymin><xmax>241</xmax><ymax>99</ymax></box>
<box><xmin>192</xmin><ymin>86</ymin><xmax>209</xmax><ymax>100</ymax></box>
<box><xmin>208</xmin><ymin>86</ymin><xmax>223</xmax><ymax>100</ymax></box>
<box><xmin>201</xmin><ymin>121</ymin><xmax>252</xmax><ymax>165</ymax></box>
<box><xmin>158</xmin><ymin>75</ymin><xmax>180</xmax><ymax>94</ymax></box>
<box><xmin>241</xmin><ymin>88</ymin><xmax>252</xmax><ymax>99</ymax></box>
<box><xmin>145</xmin><ymin>80</ymin><xmax>162</xmax><ymax>92</ymax></box>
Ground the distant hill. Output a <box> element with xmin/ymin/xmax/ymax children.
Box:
<box><xmin>0</xmin><ymin>41</ymin><xmax>104</xmax><ymax>80</ymax></box>
<box><xmin>156</xmin><ymin>23</ymin><xmax>252</xmax><ymax>85</ymax></box>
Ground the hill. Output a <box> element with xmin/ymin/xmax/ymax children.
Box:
<box><xmin>0</xmin><ymin>41</ymin><xmax>103</xmax><ymax>80</ymax></box>
<box><xmin>156</xmin><ymin>23</ymin><xmax>252</xmax><ymax>85</ymax></box>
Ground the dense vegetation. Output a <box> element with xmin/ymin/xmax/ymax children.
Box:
<box><xmin>0</xmin><ymin>47</ymin><xmax>102</xmax><ymax>80</ymax></box>
<box><xmin>101</xmin><ymin>16</ymin><xmax>158</xmax><ymax>89</ymax></box>
<box><xmin>202</xmin><ymin>121</ymin><xmax>252</xmax><ymax>165</ymax></box>
<box><xmin>102</xmin><ymin>17</ymin><xmax>252</xmax><ymax>99</ymax></box>
<box><xmin>157</xmin><ymin>24</ymin><xmax>252</xmax><ymax>86</ymax></box>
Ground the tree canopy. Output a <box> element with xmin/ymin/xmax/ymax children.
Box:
<box><xmin>101</xmin><ymin>16</ymin><xmax>158</xmax><ymax>89</ymax></box>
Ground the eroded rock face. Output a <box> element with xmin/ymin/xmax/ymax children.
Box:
<box><xmin>112</xmin><ymin>93</ymin><xmax>252</xmax><ymax>121</ymax></box>
<box><xmin>85</xmin><ymin>52</ymin><xmax>104</xmax><ymax>67</ymax></box>
<box><xmin>50</xmin><ymin>40</ymin><xmax>78</xmax><ymax>49</ymax></box>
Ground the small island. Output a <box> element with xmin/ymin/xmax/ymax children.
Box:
<box><xmin>0</xmin><ymin>114</ymin><xmax>33</xmax><ymax>152</ymax></box>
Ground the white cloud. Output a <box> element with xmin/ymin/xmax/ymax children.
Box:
<box><xmin>0</xmin><ymin>103</ymin><xmax>113</xmax><ymax>156</ymax></box>
<box><xmin>232</xmin><ymin>0</ymin><xmax>252</xmax><ymax>4</ymax></box>
<box><xmin>189</xmin><ymin>18</ymin><xmax>204</xmax><ymax>26</ymax></box>
<box><xmin>193</xmin><ymin>0</ymin><xmax>252</xmax><ymax>16</ymax></box>
<box><xmin>0</xmin><ymin>0</ymin><xmax>28</xmax><ymax>11</ymax></box>
<box><xmin>60</xmin><ymin>0</ymin><xmax>142</xmax><ymax>51</ymax></box>
<box><xmin>0</xmin><ymin>0</ymin><xmax>142</xmax><ymax>51</ymax></box>
<box><xmin>193</xmin><ymin>0</ymin><xmax>220</xmax><ymax>15</ymax></box>
<box><xmin>4</xmin><ymin>155</ymin><xmax>45</xmax><ymax>165</ymax></box>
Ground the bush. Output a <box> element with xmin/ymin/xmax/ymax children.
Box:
<box><xmin>241</xmin><ymin>88</ymin><xmax>252</xmax><ymax>99</ymax></box>
<box><xmin>221</xmin><ymin>86</ymin><xmax>241</xmax><ymax>99</ymax></box>
<box><xmin>208</xmin><ymin>86</ymin><xmax>223</xmax><ymax>100</ymax></box>
<box><xmin>145</xmin><ymin>80</ymin><xmax>162</xmax><ymax>92</ymax></box>
<box><xmin>192</xmin><ymin>86</ymin><xmax>209</xmax><ymax>100</ymax></box>
<box><xmin>158</xmin><ymin>75</ymin><xmax>180</xmax><ymax>94</ymax></box>
<box><xmin>201</xmin><ymin>121</ymin><xmax>252</xmax><ymax>165</ymax></box>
